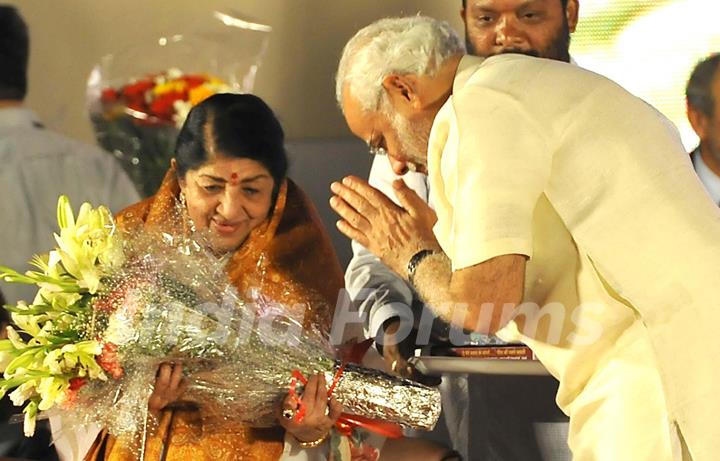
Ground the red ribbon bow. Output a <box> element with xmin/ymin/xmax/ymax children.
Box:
<box><xmin>287</xmin><ymin>339</ymin><xmax>403</xmax><ymax>439</ymax></box>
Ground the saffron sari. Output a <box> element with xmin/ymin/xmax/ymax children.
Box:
<box><xmin>84</xmin><ymin>167</ymin><xmax>344</xmax><ymax>461</ymax></box>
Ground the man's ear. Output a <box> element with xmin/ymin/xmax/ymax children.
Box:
<box><xmin>382</xmin><ymin>74</ymin><xmax>422</xmax><ymax>110</ymax></box>
<box><xmin>687</xmin><ymin>103</ymin><xmax>708</xmax><ymax>141</ymax></box>
<box><xmin>566</xmin><ymin>0</ymin><xmax>580</xmax><ymax>33</ymax></box>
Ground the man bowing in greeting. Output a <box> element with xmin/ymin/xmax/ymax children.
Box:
<box><xmin>331</xmin><ymin>16</ymin><xmax>719</xmax><ymax>461</ymax></box>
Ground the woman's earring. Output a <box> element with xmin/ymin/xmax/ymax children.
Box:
<box><xmin>179</xmin><ymin>192</ymin><xmax>196</xmax><ymax>233</ymax></box>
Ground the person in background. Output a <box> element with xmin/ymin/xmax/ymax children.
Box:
<box><xmin>687</xmin><ymin>53</ymin><xmax>720</xmax><ymax>204</ymax></box>
<box><xmin>343</xmin><ymin>1</ymin><xmax>577</xmax><ymax>459</ymax></box>
<box><xmin>0</xmin><ymin>5</ymin><xmax>140</xmax><ymax>306</ymax></box>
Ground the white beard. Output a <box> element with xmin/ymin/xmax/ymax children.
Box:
<box><xmin>392</xmin><ymin>112</ymin><xmax>432</xmax><ymax>169</ymax></box>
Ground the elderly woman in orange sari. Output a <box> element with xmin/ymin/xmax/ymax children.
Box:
<box><xmin>81</xmin><ymin>94</ymin><xmax>457</xmax><ymax>461</ymax></box>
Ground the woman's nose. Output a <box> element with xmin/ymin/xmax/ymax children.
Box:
<box><xmin>216</xmin><ymin>191</ymin><xmax>249</xmax><ymax>221</ymax></box>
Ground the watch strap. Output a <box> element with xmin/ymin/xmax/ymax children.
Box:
<box><xmin>407</xmin><ymin>249</ymin><xmax>438</xmax><ymax>285</ymax></box>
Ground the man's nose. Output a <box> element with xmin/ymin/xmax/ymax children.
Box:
<box><xmin>495</xmin><ymin>16</ymin><xmax>525</xmax><ymax>47</ymax></box>
<box><xmin>389</xmin><ymin>156</ymin><xmax>410</xmax><ymax>176</ymax></box>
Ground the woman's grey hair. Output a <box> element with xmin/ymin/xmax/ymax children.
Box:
<box><xmin>335</xmin><ymin>16</ymin><xmax>465</xmax><ymax>113</ymax></box>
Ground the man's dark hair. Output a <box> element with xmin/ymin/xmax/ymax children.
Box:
<box><xmin>687</xmin><ymin>53</ymin><xmax>720</xmax><ymax>118</ymax></box>
<box><xmin>0</xmin><ymin>5</ymin><xmax>29</xmax><ymax>100</ymax></box>
<box><xmin>462</xmin><ymin>0</ymin><xmax>570</xmax><ymax>9</ymax></box>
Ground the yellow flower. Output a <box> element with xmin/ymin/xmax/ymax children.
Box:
<box><xmin>37</xmin><ymin>376</ymin><xmax>68</xmax><ymax>411</ymax></box>
<box><xmin>53</xmin><ymin>196</ymin><xmax>120</xmax><ymax>294</ymax></box>
<box><xmin>153</xmin><ymin>80</ymin><xmax>188</xmax><ymax>96</ymax></box>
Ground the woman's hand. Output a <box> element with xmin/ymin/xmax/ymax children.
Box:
<box><xmin>148</xmin><ymin>363</ymin><xmax>187</xmax><ymax>419</ymax></box>
<box><xmin>278</xmin><ymin>373</ymin><xmax>342</xmax><ymax>444</ymax></box>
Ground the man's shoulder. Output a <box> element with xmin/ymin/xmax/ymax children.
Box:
<box><xmin>456</xmin><ymin>54</ymin><xmax>622</xmax><ymax>122</ymax></box>
<box><xmin>7</xmin><ymin>127</ymin><xmax>119</xmax><ymax>167</ymax></box>
<box><xmin>41</xmin><ymin>129</ymin><xmax>109</xmax><ymax>158</ymax></box>
<box><xmin>467</xmin><ymin>54</ymin><xmax>607</xmax><ymax>91</ymax></box>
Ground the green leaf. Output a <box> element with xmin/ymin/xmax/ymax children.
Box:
<box><xmin>4</xmin><ymin>352</ymin><xmax>37</xmax><ymax>375</ymax></box>
<box><xmin>44</xmin><ymin>333</ymin><xmax>80</xmax><ymax>344</ymax></box>
<box><xmin>0</xmin><ymin>267</ymin><xmax>39</xmax><ymax>286</ymax></box>
<box><xmin>3</xmin><ymin>304</ymin><xmax>54</xmax><ymax>316</ymax></box>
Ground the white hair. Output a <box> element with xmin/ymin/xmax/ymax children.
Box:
<box><xmin>335</xmin><ymin>16</ymin><xmax>465</xmax><ymax>113</ymax></box>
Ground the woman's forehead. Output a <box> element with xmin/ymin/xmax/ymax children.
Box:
<box><xmin>193</xmin><ymin>156</ymin><xmax>271</xmax><ymax>179</ymax></box>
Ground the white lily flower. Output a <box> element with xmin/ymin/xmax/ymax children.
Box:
<box><xmin>75</xmin><ymin>341</ymin><xmax>102</xmax><ymax>356</ymax></box>
<box><xmin>10</xmin><ymin>381</ymin><xmax>36</xmax><ymax>406</ymax></box>
<box><xmin>45</xmin><ymin>251</ymin><xmax>67</xmax><ymax>279</ymax></box>
<box><xmin>43</xmin><ymin>348</ymin><xmax>65</xmax><ymax>375</ymax></box>
<box><xmin>37</xmin><ymin>377</ymin><xmax>67</xmax><ymax>410</ymax></box>
<box><xmin>63</xmin><ymin>353</ymin><xmax>78</xmax><ymax>370</ymax></box>
<box><xmin>78</xmin><ymin>268</ymin><xmax>101</xmax><ymax>294</ymax></box>
<box><xmin>11</xmin><ymin>311</ymin><xmax>43</xmax><ymax>337</ymax></box>
<box><xmin>6</xmin><ymin>326</ymin><xmax>27</xmax><ymax>350</ymax></box>
<box><xmin>47</xmin><ymin>292</ymin><xmax>81</xmax><ymax>312</ymax></box>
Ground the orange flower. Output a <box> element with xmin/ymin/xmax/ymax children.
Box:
<box><xmin>189</xmin><ymin>85</ymin><xmax>216</xmax><ymax>106</ymax></box>
<box><xmin>96</xmin><ymin>342</ymin><xmax>124</xmax><ymax>379</ymax></box>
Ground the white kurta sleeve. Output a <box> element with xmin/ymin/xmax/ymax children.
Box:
<box><xmin>446</xmin><ymin>87</ymin><xmax>552</xmax><ymax>270</ymax></box>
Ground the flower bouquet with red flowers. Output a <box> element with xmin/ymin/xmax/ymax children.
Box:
<box><xmin>87</xmin><ymin>11</ymin><xmax>272</xmax><ymax>197</ymax></box>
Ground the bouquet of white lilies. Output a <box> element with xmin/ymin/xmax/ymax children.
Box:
<box><xmin>0</xmin><ymin>196</ymin><xmax>441</xmax><ymax>454</ymax></box>
<box><xmin>0</xmin><ymin>197</ymin><xmax>119</xmax><ymax>435</ymax></box>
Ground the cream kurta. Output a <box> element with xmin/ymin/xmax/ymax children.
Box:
<box><xmin>428</xmin><ymin>54</ymin><xmax>719</xmax><ymax>461</ymax></box>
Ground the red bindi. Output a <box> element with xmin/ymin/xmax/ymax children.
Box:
<box><xmin>230</xmin><ymin>172</ymin><xmax>239</xmax><ymax>184</ymax></box>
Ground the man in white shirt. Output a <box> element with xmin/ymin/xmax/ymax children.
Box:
<box><xmin>344</xmin><ymin>1</ymin><xmax>577</xmax><ymax>459</ymax></box>
<box><xmin>0</xmin><ymin>6</ymin><xmax>140</xmax><ymax>306</ymax></box>
<box><xmin>0</xmin><ymin>7</ymin><xmax>139</xmax><ymax>460</ymax></box>
<box><xmin>687</xmin><ymin>53</ymin><xmax>720</xmax><ymax>204</ymax></box>
<box><xmin>333</xmin><ymin>16</ymin><xmax>717</xmax><ymax>460</ymax></box>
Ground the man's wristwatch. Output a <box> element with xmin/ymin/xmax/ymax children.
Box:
<box><xmin>407</xmin><ymin>249</ymin><xmax>438</xmax><ymax>285</ymax></box>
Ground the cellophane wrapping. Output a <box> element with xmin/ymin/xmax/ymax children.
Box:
<box><xmin>0</xmin><ymin>197</ymin><xmax>441</xmax><ymax>456</ymax></box>
<box><xmin>86</xmin><ymin>10</ymin><xmax>272</xmax><ymax>197</ymax></box>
